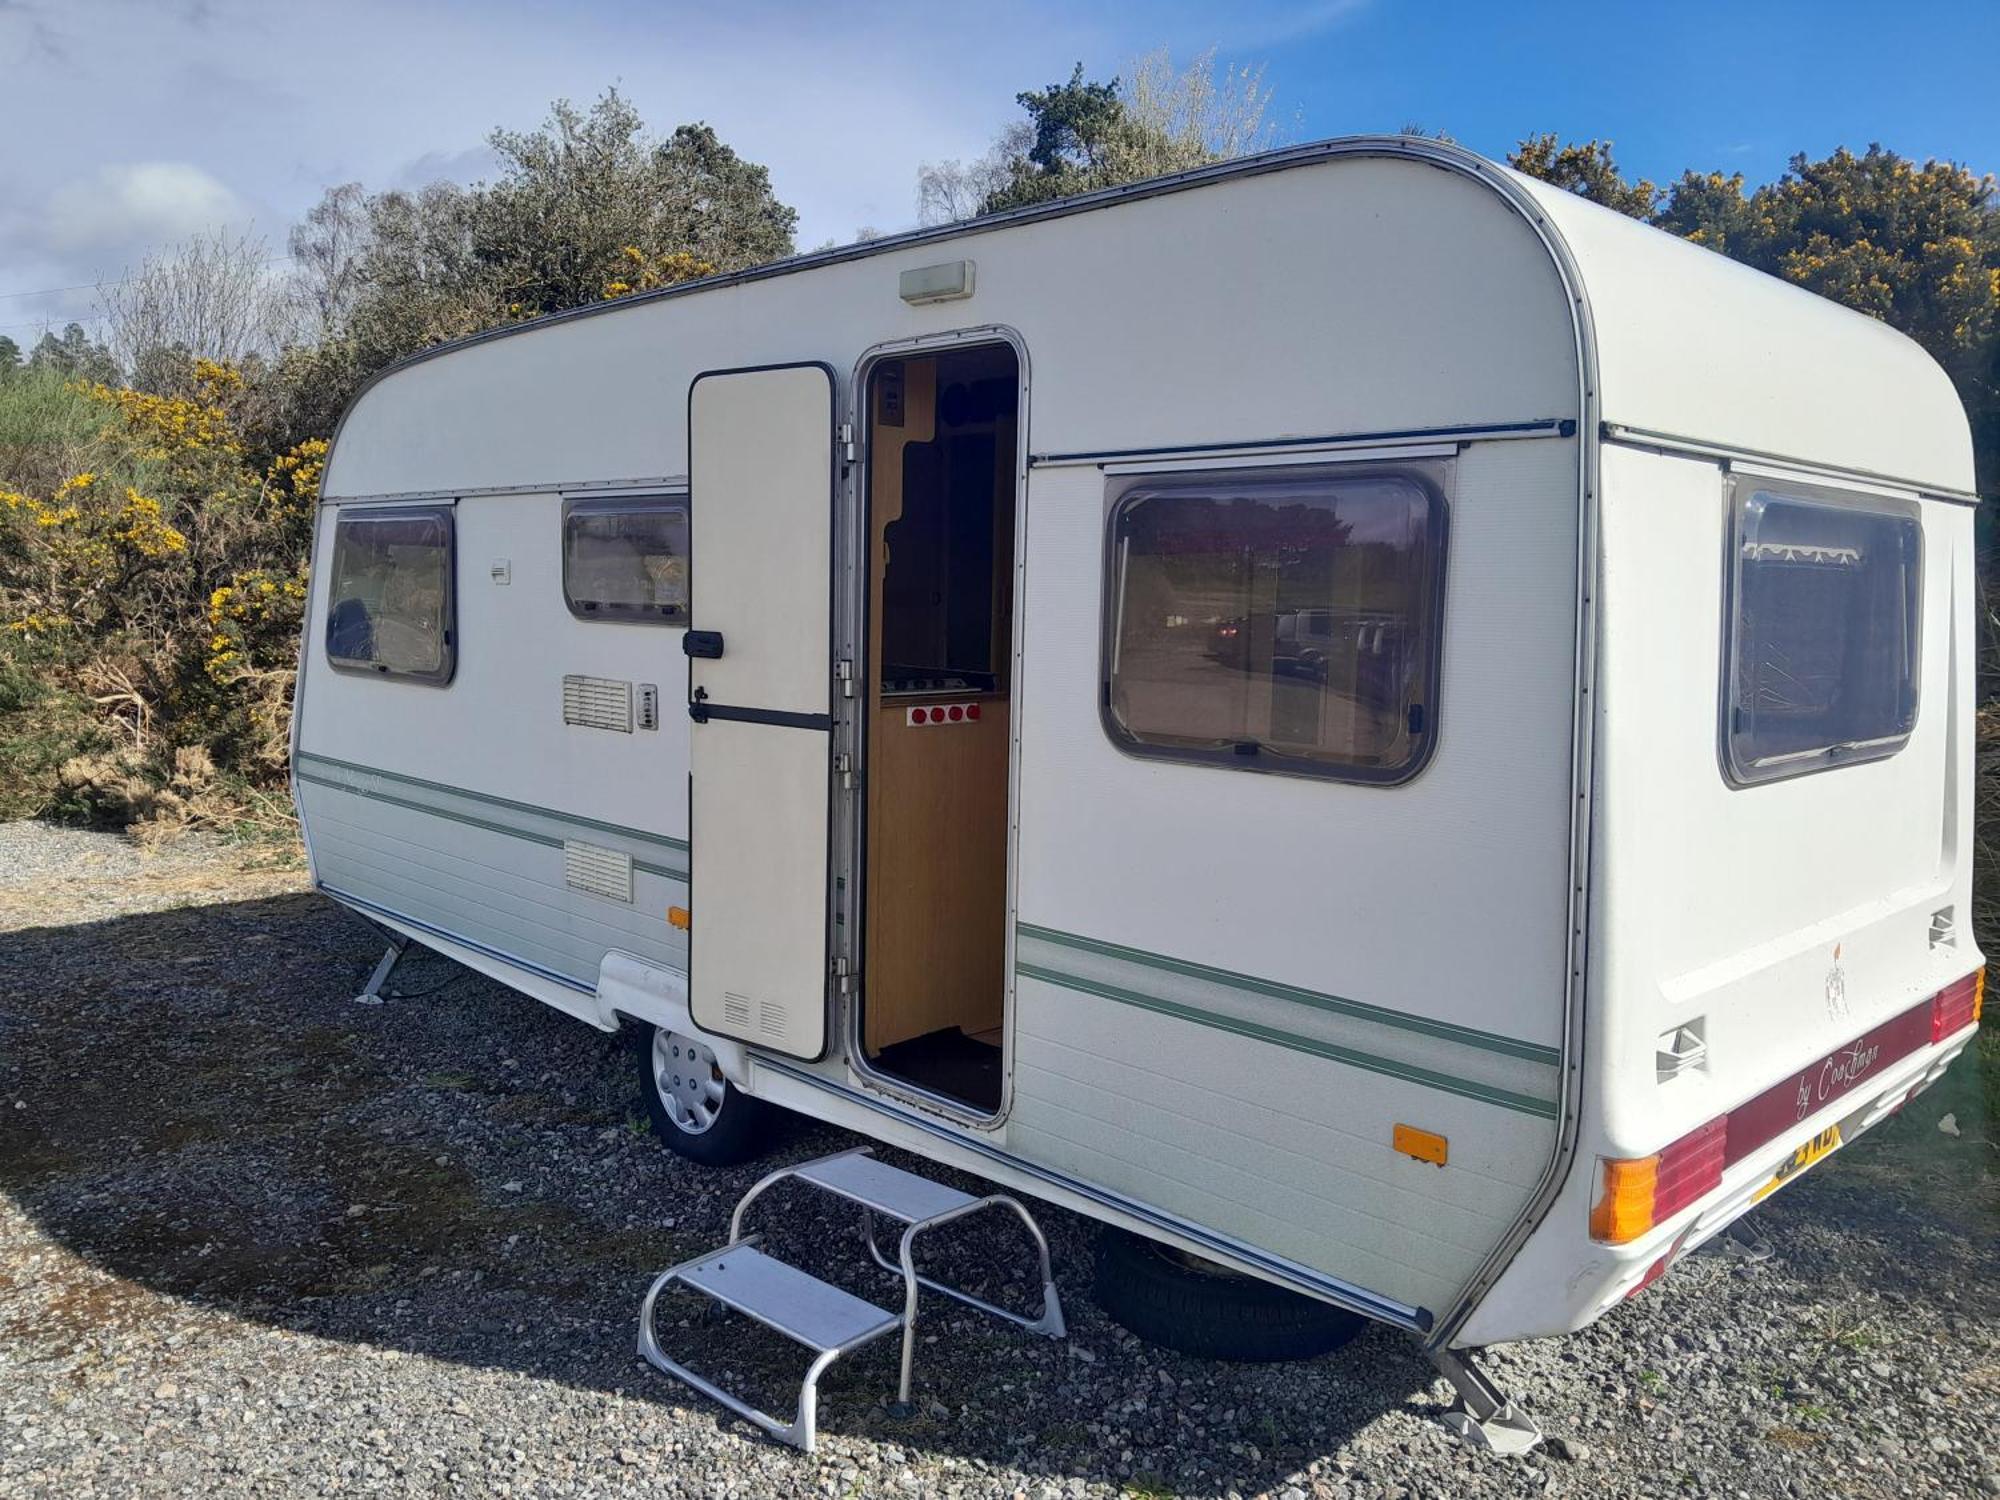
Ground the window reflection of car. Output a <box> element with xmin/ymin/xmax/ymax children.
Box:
<box><xmin>1206</xmin><ymin>608</ymin><xmax>1409</xmax><ymax>702</ymax></box>
<box><xmin>1206</xmin><ymin>615</ymin><xmax>1252</xmax><ymax>669</ymax></box>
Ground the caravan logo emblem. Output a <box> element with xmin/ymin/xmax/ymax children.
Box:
<box><xmin>1824</xmin><ymin>945</ymin><xmax>1848</xmax><ymax>1023</ymax></box>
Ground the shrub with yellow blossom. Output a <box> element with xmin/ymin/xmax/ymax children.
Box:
<box><xmin>0</xmin><ymin>356</ymin><xmax>328</xmax><ymax>822</ymax></box>
<box><xmin>604</xmin><ymin>245</ymin><xmax>717</xmax><ymax>299</ymax></box>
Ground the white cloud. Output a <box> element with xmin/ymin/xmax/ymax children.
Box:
<box><xmin>42</xmin><ymin>162</ymin><xmax>250</xmax><ymax>258</ymax></box>
<box><xmin>0</xmin><ymin>0</ymin><xmax>1365</xmax><ymax>307</ymax></box>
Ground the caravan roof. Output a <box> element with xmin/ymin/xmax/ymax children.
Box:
<box><xmin>323</xmin><ymin>135</ymin><xmax>1974</xmax><ymax>503</ymax></box>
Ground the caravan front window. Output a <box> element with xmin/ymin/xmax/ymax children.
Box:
<box><xmin>1723</xmin><ymin>482</ymin><xmax>1921</xmax><ymax>785</ymax></box>
<box><xmin>1102</xmin><ymin>465</ymin><xmax>1446</xmax><ymax>784</ymax></box>
<box><xmin>325</xmin><ymin>506</ymin><xmax>455</xmax><ymax>684</ymax></box>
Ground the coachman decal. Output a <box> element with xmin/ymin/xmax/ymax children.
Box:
<box><xmin>1724</xmin><ymin>1001</ymin><xmax>1933</xmax><ymax>1169</ymax></box>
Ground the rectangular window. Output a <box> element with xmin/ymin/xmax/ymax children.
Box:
<box><xmin>1724</xmin><ymin>482</ymin><xmax>1921</xmax><ymax>785</ymax></box>
<box><xmin>1103</xmin><ymin>465</ymin><xmax>1447</xmax><ymax>784</ymax></box>
<box><xmin>562</xmin><ymin>495</ymin><xmax>689</xmax><ymax>622</ymax></box>
<box><xmin>325</xmin><ymin>506</ymin><xmax>455</xmax><ymax>683</ymax></box>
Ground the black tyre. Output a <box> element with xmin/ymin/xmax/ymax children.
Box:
<box><xmin>638</xmin><ymin>1023</ymin><xmax>774</xmax><ymax>1168</ymax></box>
<box><xmin>1092</xmin><ymin>1227</ymin><xmax>1367</xmax><ymax>1362</ymax></box>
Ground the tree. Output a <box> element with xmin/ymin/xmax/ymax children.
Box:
<box><xmin>917</xmin><ymin>129</ymin><xmax>1027</xmax><ymax>226</ymax></box>
<box><xmin>986</xmin><ymin>63</ymin><xmax>1126</xmax><ymax>211</ymax></box>
<box><xmin>286</xmin><ymin>182</ymin><xmax>370</xmax><ymax>339</ymax></box>
<box><xmin>1111</xmin><ymin>47</ymin><xmax>1280</xmax><ymax>182</ymax></box>
<box><xmin>252</xmin><ymin>89</ymin><xmax>797</xmax><ymax>454</ymax></box>
<box><xmin>1508</xmin><ymin>135</ymin><xmax>1662</xmax><ymax>219</ymax></box>
<box><xmin>925</xmin><ymin>50</ymin><xmax>1286</xmax><ymax>223</ymax></box>
<box><xmin>473</xmin><ymin>100</ymin><xmax>794</xmax><ymax>315</ymax></box>
<box><xmin>26</xmin><ymin>324</ymin><xmax>118</xmax><ymax>386</ymax></box>
<box><xmin>0</xmin><ymin>337</ymin><xmax>20</xmax><ymax>381</ymax></box>
<box><xmin>292</xmin><ymin>89</ymin><xmax>798</xmax><ymax>411</ymax></box>
<box><xmin>98</xmin><ymin>228</ymin><xmax>289</xmax><ymax>393</ymax></box>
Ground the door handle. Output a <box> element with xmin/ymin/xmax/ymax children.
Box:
<box><xmin>683</xmin><ymin>630</ymin><xmax>724</xmax><ymax>659</ymax></box>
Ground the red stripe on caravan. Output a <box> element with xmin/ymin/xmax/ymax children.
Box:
<box><xmin>1723</xmin><ymin>1000</ymin><xmax>1938</xmax><ymax>1168</ymax></box>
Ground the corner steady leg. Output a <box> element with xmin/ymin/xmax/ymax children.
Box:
<box><xmin>1428</xmin><ymin>1345</ymin><xmax>1543</xmax><ymax>1455</ymax></box>
<box><xmin>353</xmin><ymin>934</ymin><xmax>409</xmax><ymax>1006</ymax></box>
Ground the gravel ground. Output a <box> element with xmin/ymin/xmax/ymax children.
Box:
<box><xmin>0</xmin><ymin>823</ymin><xmax>307</xmax><ymax>934</ymax></box>
<box><xmin>1</xmin><ymin>822</ymin><xmax>1995</xmax><ymax>1499</ymax></box>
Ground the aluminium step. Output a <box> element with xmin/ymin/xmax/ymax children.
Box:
<box><xmin>639</xmin><ymin>1147</ymin><xmax>1067</xmax><ymax>1451</ymax></box>
<box><xmin>789</xmin><ymin>1147</ymin><xmax>981</xmax><ymax>1223</ymax></box>
<box><xmin>637</xmin><ymin>1238</ymin><xmax>904</xmax><ymax>1452</ymax></box>
<box><xmin>676</xmin><ymin>1242</ymin><xmax>899</xmax><ymax>1351</ymax></box>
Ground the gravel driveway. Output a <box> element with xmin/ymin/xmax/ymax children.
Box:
<box><xmin>1</xmin><ymin>823</ymin><xmax>1995</xmax><ymax>1498</ymax></box>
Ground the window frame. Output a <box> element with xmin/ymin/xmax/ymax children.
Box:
<box><xmin>323</xmin><ymin>502</ymin><xmax>458</xmax><ymax>686</ymax></box>
<box><xmin>1098</xmin><ymin>460</ymin><xmax>1451</xmax><ymax>788</ymax></box>
<box><xmin>560</xmin><ymin>492</ymin><xmax>692</xmax><ymax>625</ymax></box>
<box><xmin>1718</xmin><ymin>474</ymin><xmax>1923</xmax><ymax>789</ymax></box>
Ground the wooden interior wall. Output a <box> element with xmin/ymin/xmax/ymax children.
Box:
<box><xmin>863</xmin><ymin>355</ymin><xmax>1013</xmax><ymax>1054</ymax></box>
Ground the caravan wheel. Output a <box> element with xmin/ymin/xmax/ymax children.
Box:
<box><xmin>639</xmin><ymin>1025</ymin><xmax>773</xmax><ymax>1167</ymax></box>
<box><xmin>1092</xmin><ymin>1227</ymin><xmax>1366</xmax><ymax>1362</ymax></box>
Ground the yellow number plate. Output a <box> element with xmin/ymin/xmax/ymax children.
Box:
<box><xmin>1753</xmin><ymin>1123</ymin><xmax>1843</xmax><ymax>1203</ymax></box>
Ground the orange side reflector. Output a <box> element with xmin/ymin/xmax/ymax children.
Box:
<box><xmin>1590</xmin><ymin>1154</ymin><xmax>1660</xmax><ymax>1244</ymax></box>
<box><xmin>1975</xmin><ymin>966</ymin><xmax>1987</xmax><ymax>1024</ymax></box>
<box><xmin>667</xmin><ymin>906</ymin><xmax>691</xmax><ymax>930</ymax></box>
<box><xmin>1392</xmin><ymin>1124</ymin><xmax>1448</xmax><ymax>1167</ymax></box>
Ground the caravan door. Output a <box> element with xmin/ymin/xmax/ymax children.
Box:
<box><xmin>685</xmin><ymin>363</ymin><xmax>837</xmax><ymax>1060</ymax></box>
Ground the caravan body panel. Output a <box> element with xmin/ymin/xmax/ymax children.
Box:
<box><xmin>295</xmin><ymin>137</ymin><xmax>1981</xmax><ymax>1347</ymax></box>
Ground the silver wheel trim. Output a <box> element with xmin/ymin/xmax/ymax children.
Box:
<box><xmin>652</xmin><ymin>1029</ymin><xmax>727</xmax><ymax>1135</ymax></box>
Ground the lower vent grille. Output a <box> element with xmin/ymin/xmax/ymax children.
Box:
<box><xmin>563</xmin><ymin>841</ymin><xmax>633</xmax><ymax>903</ymax></box>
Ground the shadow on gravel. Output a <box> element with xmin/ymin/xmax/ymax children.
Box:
<box><xmin>0</xmin><ymin>892</ymin><xmax>1444</xmax><ymax>1493</ymax></box>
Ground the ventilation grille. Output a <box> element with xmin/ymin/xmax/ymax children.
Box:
<box><xmin>1930</xmin><ymin>905</ymin><xmax>1958</xmax><ymax>950</ymax></box>
<box><xmin>563</xmin><ymin>841</ymin><xmax>633</xmax><ymax>903</ymax></box>
<box><xmin>722</xmin><ymin>993</ymin><xmax>752</xmax><ymax>1029</ymax></box>
<box><xmin>758</xmin><ymin>999</ymin><xmax>789</xmax><ymax>1040</ymax></box>
<box><xmin>562</xmin><ymin>674</ymin><xmax>633</xmax><ymax>733</ymax></box>
<box><xmin>1656</xmin><ymin>1019</ymin><xmax>1707</xmax><ymax>1083</ymax></box>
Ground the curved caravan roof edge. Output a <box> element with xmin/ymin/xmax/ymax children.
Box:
<box><xmin>1504</xmin><ymin>169</ymin><xmax>1977</xmax><ymax>498</ymax></box>
<box><xmin>329</xmin><ymin>134</ymin><xmax>1536</xmax><ymax>397</ymax></box>
<box><xmin>324</xmin><ymin>133</ymin><xmax>1975</xmax><ymax>500</ymax></box>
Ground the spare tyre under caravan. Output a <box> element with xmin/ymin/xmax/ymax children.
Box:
<box><xmin>291</xmin><ymin>135</ymin><xmax>1984</xmax><ymax>1444</ymax></box>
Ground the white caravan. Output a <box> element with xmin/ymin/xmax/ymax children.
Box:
<box><xmin>292</xmin><ymin>137</ymin><xmax>1984</xmax><ymax>1443</ymax></box>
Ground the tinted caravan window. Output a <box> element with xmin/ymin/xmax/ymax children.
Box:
<box><xmin>563</xmin><ymin>495</ymin><xmax>689</xmax><ymax>621</ymax></box>
<box><xmin>1724</xmin><ymin>484</ymin><xmax>1921</xmax><ymax>785</ymax></box>
<box><xmin>325</xmin><ymin>506</ymin><xmax>455</xmax><ymax>683</ymax></box>
<box><xmin>1104</xmin><ymin>466</ymin><xmax>1447</xmax><ymax>784</ymax></box>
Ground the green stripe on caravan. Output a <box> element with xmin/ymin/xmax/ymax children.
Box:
<box><xmin>1014</xmin><ymin>923</ymin><xmax>1561</xmax><ymax>1119</ymax></box>
<box><xmin>294</xmin><ymin>752</ymin><xmax>689</xmax><ymax>880</ymax></box>
<box><xmin>1017</xmin><ymin>922</ymin><xmax>1559</xmax><ymax>1066</ymax></box>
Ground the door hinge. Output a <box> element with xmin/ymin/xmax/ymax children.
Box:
<box><xmin>834</xmin><ymin>751</ymin><xmax>857</xmax><ymax>790</ymax></box>
<box><xmin>836</xmin><ymin>658</ymin><xmax>856</xmax><ymax>697</ymax></box>
<box><xmin>831</xmin><ymin>954</ymin><xmax>853</xmax><ymax>993</ymax></box>
<box><xmin>840</xmin><ymin>423</ymin><xmax>856</xmax><ymax>462</ymax></box>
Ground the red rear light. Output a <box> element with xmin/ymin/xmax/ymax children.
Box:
<box><xmin>1652</xmin><ymin>1117</ymin><xmax>1728</xmax><ymax>1222</ymax></box>
<box><xmin>1930</xmin><ymin>968</ymin><xmax>1984</xmax><ymax>1043</ymax></box>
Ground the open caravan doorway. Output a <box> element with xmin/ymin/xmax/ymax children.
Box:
<box><xmin>858</xmin><ymin>343</ymin><xmax>1020</xmax><ymax>1116</ymax></box>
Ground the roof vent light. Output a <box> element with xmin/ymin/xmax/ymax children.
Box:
<box><xmin>899</xmin><ymin>260</ymin><xmax>975</xmax><ymax>305</ymax></box>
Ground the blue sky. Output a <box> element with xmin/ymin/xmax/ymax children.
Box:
<box><xmin>3</xmin><ymin>0</ymin><xmax>1996</xmax><ymax>343</ymax></box>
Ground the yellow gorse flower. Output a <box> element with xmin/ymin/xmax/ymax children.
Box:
<box><xmin>602</xmin><ymin>247</ymin><xmax>716</xmax><ymax>301</ymax></box>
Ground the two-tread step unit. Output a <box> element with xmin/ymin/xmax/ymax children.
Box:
<box><xmin>638</xmin><ymin>1147</ymin><xmax>1066</xmax><ymax>1451</ymax></box>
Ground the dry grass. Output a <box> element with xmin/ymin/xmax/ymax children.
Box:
<box><xmin>1976</xmin><ymin>703</ymin><xmax>2000</xmax><ymax>953</ymax></box>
